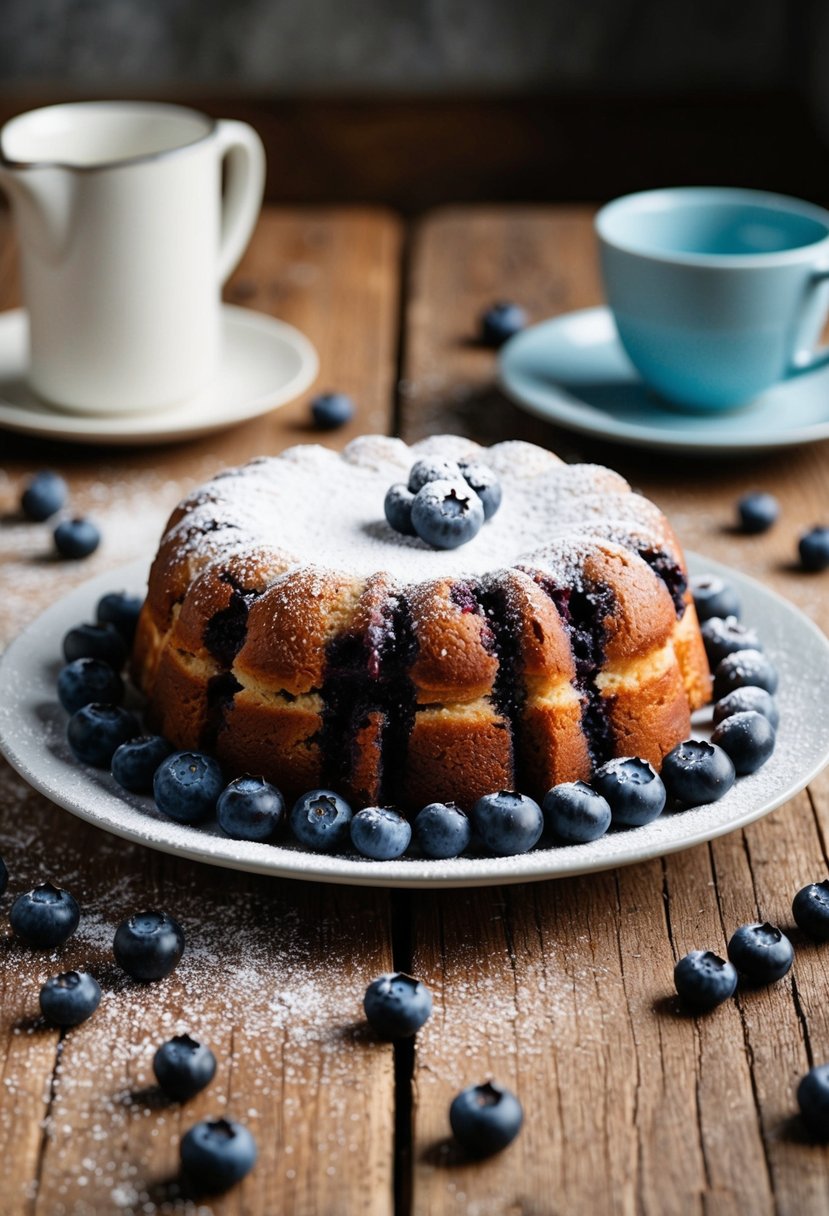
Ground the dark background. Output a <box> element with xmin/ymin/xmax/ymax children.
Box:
<box><xmin>0</xmin><ymin>0</ymin><xmax>826</xmax><ymax>212</ymax></box>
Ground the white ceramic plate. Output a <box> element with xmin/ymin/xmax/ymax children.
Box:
<box><xmin>1</xmin><ymin>555</ymin><xmax>827</xmax><ymax>889</ymax></box>
<box><xmin>0</xmin><ymin>306</ymin><xmax>318</xmax><ymax>446</ymax></box>
<box><xmin>499</xmin><ymin>306</ymin><xmax>829</xmax><ymax>454</ymax></box>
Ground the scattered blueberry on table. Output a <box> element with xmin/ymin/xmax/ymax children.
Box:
<box><xmin>67</xmin><ymin>703</ymin><xmax>141</xmax><ymax>768</ymax></box>
<box><xmin>411</xmin><ymin>479</ymin><xmax>485</xmax><ymax>550</ymax></box>
<box><xmin>661</xmin><ymin>740</ymin><xmax>736</xmax><ymax>807</ymax></box>
<box><xmin>54</xmin><ymin>517</ymin><xmax>101</xmax><ymax>560</ymax></box>
<box><xmin>96</xmin><ymin>590</ymin><xmax>143</xmax><ymax>644</ymax></box>
<box><xmin>712</xmin><ymin>686</ymin><xmax>779</xmax><ymax>731</ymax></box>
<box><xmin>39</xmin><ymin>970</ymin><xmax>101</xmax><ymax>1027</ymax></box>
<box><xmin>413</xmin><ymin>801</ymin><xmax>472</xmax><ymax>859</ymax></box>
<box><xmin>113</xmin><ymin>910</ymin><xmax>185</xmax><ymax>981</ymax></box>
<box><xmin>737</xmin><ymin>491</ymin><xmax>779</xmax><ymax>534</ymax></box>
<box><xmin>63</xmin><ymin>621</ymin><xmax>127</xmax><ymax>669</ymax></box>
<box><xmin>153</xmin><ymin>751</ymin><xmax>224</xmax><ymax>824</ymax></box>
<box><xmin>710</xmin><ymin>710</ymin><xmax>776</xmax><ymax>775</ymax></box>
<box><xmin>384</xmin><ymin>483</ymin><xmax>417</xmax><ymax>536</ymax></box>
<box><xmin>479</xmin><ymin>301</ymin><xmax>527</xmax><ymax>348</ymax></box>
<box><xmin>471</xmin><ymin>790</ymin><xmax>544</xmax><ymax>856</ymax></box>
<box><xmin>111</xmin><ymin>735</ymin><xmax>173</xmax><ymax>793</ymax></box>
<box><xmin>798</xmin><ymin>1065</ymin><xmax>829</xmax><ymax>1137</ymax></box>
<box><xmin>363</xmin><ymin>973</ymin><xmax>433</xmax><ymax>1038</ymax></box>
<box><xmin>541</xmin><ymin>781</ymin><xmax>612</xmax><ymax>844</ymax></box>
<box><xmin>179</xmin><ymin>1118</ymin><xmax>257</xmax><ymax>1194</ymax></box>
<box><xmin>727</xmin><ymin>922</ymin><xmax>794</xmax><ymax>984</ymax></box>
<box><xmin>713</xmin><ymin>649</ymin><xmax>778</xmax><ymax>699</ymax></box>
<box><xmin>310</xmin><ymin>391</ymin><xmax>354</xmax><ymax>431</ymax></box>
<box><xmin>673</xmin><ymin>950</ymin><xmax>738</xmax><ymax>1012</ymax></box>
<box><xmin>792</xmin><ymin>881</ymin><xmax>829</xmax><ymax>941</ymax></box>
<box><xmin>153</xmin><ymin>1033</ymin><xmax>217</xmax><ymax>1101</ymax></box>
<box><xmin>217</xmin><ymin>775</ymin><xmax>285</xmax><ymax>843</ymax></box>
<box><xmin>350</xmin><ymin>806</ymin><xmax>412</xmax><ymax>860</ymax></box>
<box><xmin>449</xmin><ymin>1081</ymin><xmax>524</xmax><ymax>1156</ymax></box>
<box><xmin>700</xmin><ymin>616</ymin><xmax>761</xmax><ymax>666</ymax></box>
<box><xmin>10</xmin><ymin>882</ymin><xmax>80</xmax><ymax>949</ymax></box>
<box><xmin>690</xmin><ymin>574</ymin><xmax>741</xmax><ymax>622</ymax></box>
<box><xmin>799</xmin><ymin>526</ymin><xmax>829</xmax><ymax>573</ymax></box>
<box><xmin>290</xmin><ymin>790</ymin><xmax>353</xmax><ymax>853</ymax></box>
<box><xmin>592</xmin><ymin>757</ymin><xmax>667</xmax><ymax>827</ymax></box>
<box><xmin>58</xmin><ymin>657</ymin><xmax>124</xmax><ymax>715</ymax></box>
<box><xmin>21</xmin><ymin>470</ymin><xmax>67</xmax><ymax>521</ymax></box>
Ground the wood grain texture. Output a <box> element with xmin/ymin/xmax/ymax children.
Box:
<box><xmin>403</xmin><ymin>206</ymin><xmax>829</xmax><ymax>1215</ymax></box>
<box><xmin>0</xmin><ymin>206</ymin><xmax>402</xmax><ymax>1215</ymax></box>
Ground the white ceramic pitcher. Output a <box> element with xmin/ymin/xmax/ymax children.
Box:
<box><xmin>0</xmin><ymin>101</ymin><xmax>266</xmax><ymax>415</ymax></box>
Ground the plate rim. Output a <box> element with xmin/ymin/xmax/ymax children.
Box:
<box><xmin>0</xmin><ymin>305</ymin><xmax>319</xmax><ymax>447</ymax></box>
<box><xmin>498</xmin><ymin>306</ymin><xmax>829</xmax><ymax>455</ymax></box>
<box><xmin>1</xmin><ymin>554</ymin><xmax>828</xmax><ymax>889</ymax></box>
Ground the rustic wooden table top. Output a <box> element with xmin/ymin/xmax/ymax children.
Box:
<box><xmin>1</xmin><ymin>204</ymin><xmax>829</xmax><ymax>1216</ymax></box>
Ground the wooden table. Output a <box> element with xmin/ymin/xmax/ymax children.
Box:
<box><xmin>2</xmin><ymin>205</ymin><xmax>829</xmax><ymax>1216</ymax></box>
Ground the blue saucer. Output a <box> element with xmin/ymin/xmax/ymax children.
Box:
<box><xmin>498</xmin><ymin>306</ymin><xmax>829</xmax><ymax>454</ymax></box>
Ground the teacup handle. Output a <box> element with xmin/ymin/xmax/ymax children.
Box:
<box><xmin>214</xmin><ymin>119</ymin><xmax>266</xmax><ymax>285</ymax></box>
<box><xmin>787</xmin><ymin>266</ymin><xmax>829</xmax><ymax>378</ymax></box>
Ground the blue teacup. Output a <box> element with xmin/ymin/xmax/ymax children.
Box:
<box><xmin>595</xmin><ymin>187</ymin><xmax>829</xmax><ymax>411</ymax></box>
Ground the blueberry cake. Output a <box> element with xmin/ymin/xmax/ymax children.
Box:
<box><xmin>133</xmin><ymin>436</ymin><xmax>710</xmax><ymax>810</ymax></box>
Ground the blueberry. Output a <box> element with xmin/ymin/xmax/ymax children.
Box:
<box><xmin>413</xmin><ymin>801</ymin><xmax>472</xmax><ymax>859</ymax></box>
<box><xmin>713</xmin><ymin>686</ymin><xmax>779</xmax><ymax>731</ymax></box>
<box><xmin>713</xmin><ymin>649</ymin><xmax>778</xmax><ymax>699</ymax></box>
<box><xmin>471</xmin><ymin>790</ymin><xmax>544</xmax><ymax>856</ymax></box>
<box><xmin>40</xmin><ymin>970</ymin><xmax>101</xmax><ymax>1026</ymax></box>
<box><xmin>407</xmin><ymin>458</ymin><xmax>463</xmax><ymax>495</ymax></box>
<box><xmin>114</xmin><ymin>910</ymin><xmax>185</xmax><ymax>981</ymax></box>
<box><xmin>290</xmin><ymin>789</ymin><xmax>353</xmax><ymax>853</ymax></box>
<box><xmin>541</xmin><ymin>781</ymin><xmax>611</xmax><ymax>843</ymax></box>
<box><xmin>21</xmin><ymin>470</ymin><xmax>67</xmax><ymax>521</ymax></box>
<box><xmin>690</xmin><ymin>574</ymin><xmax>741</xmax><ymax>623</ymax></box>
<box><xmin>54</xmin><ymin>517</ymin><xmax>100</xmax><ymax>559</ymax></box>
<box><xmin>792</xmin><ymin>881</ymin><xmax>829</xmax><ymax>941</ymax></box>
<box><xmin>310</xmin><ymin>391</ymin><xmax>354</xmax><ymax>430</ymax></box>
<box><xmin>592</xmin><ymin>757</ymin><xmax>667</xmax><ymax>827</ymax></box>
<box><xmin>62</xmin><ymin>622</ymin><xmax>127</xmax><ymax>669</ymax></box>
<box><xmin>10</xmin><ymin>882</ymin><xmax>80</xmax><ymax>948</ymax></box>
<box><xmin>727</xmin><ymin>922</ymin><xmax>793</xmax><ymax>984</ymax></box>
<box><xmin>57</xmin><ymin>657</ymin><xmax>124</xmax><ymax>715</ymax></box>
<box><xmin>153</xmin><ymin>751</ymin><xmax>224</xmax><ymax>824</ymax></box>
<box><xmin>411</xmin><ymin>479</ymin><xmax>485</xmax><ymax>550</ymax></box>
<box><xmin>67</xmin><ymin>703</ymin><xmax>141</xmax><ymax>768</ymax></box>
<box><xmin>458</xmin><ymin>459</ymin><xmax>502</xmax><ymax>521</ymax></box>
<box><xmin>737</xmin><ymin>491</ymin><xmax>779</xmax><ymax>534</ymax></box>
<box><xmin>673</xmin><ymin>950</ymin><xmax>738</xmax><ymax>1012</ymax></box>
<box><xmin>700</xmin><ymin>616</ymin><xmax>761</xmax><ymax>666</ymax></box>
<box><xmin>0</xmin><ymin>855</ymin><xmax>7</xmax><ymax>897</ymax></box>
<box><xmin>661</xmin><ymin>739</ymin><xmax>736</xmax><ymax>806</ymax></box>
<box><xmin>350</xmin><ymin>806</ymin><xmax>411</xmax><ymax>860</ymax></box>
<box><xmin>111</xmin><ymin>735</ymin><xmax>173</xmax><ymax>793</ymax></box>
<box><xmin>480</xmin><ymin>301</ymin><xmax>527</xmax><ymax>348</ymax></box>
<box><xmin>449</xmin><ymin>1081</ymin><xmax>523</xmax><ymax>1156</ymax></box>
<box><xmin>96</xmin><ymin>590</ymin><xmax>143</xmax><ymax>644</ymax></box>
<box><xmin>384</xmin><ymin>483</ymin><xmax>417</xmax><ymax>536</ymax></box>
<box><xmin>798</xmin><ymin>1065</ymin><xmax>829</xmax><ymax>1136</ymax></box>
<box><xmin>153</xmin><ymin>1033</ymin><xmax>217</xmax><ymax>1101</ymax></box>
<box><xmin>799</xmin><ymin>526</ymin><xmax>829</xmax><ymax>572</ymax></box>
<box><xmin>363</xmin><ymin>972</ymin><xmax>433</xmax><ymax>1038</ymax></box>
<box><xmin>711</xmin><ymin>710</ymin><xmax>776</xmax><ymax>776</ymax></box>
<box><xmin>180</xmin><ymin>1118</ymin><xmax>257</xmax><ymax>1194</ymax></box>
<box><xmin>217</xmin><ymin>775</ymin><xmax>285</xmax><ymax>842</ymax></box>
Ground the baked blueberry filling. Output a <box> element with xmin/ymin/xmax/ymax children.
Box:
<box><xmin>203</xmin><ymin>671</ymin><xmax>242</xmax><ymax>750</ymax></box>
<box><xmin>638</xmin><ymin>547</ymin><xmax>688</xmax><ymax>617</ymax></box>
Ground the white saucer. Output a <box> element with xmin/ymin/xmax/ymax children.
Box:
<box><xmin>499</xmin><ymin>306</ymin><xmax>829</xmax><ymax>454</ymax></box>
<box><xmin>1</xmin><ymin>555</ymin><xmax>828</xmax><ymax>889</ymax></box>
<box><xmin>0</xmin><ymin>306</ymin><xmax>318</xmax><ymax>445</ymax></box>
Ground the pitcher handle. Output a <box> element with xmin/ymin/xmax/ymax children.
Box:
<box><xmin>787</xmin><ymin>266</ymin><xmax>829</xmax><ymax>378</ymax></box>
<box><xmin>214</xmin><ymin>119</ymin><xmax>266</xmax><ymax>285</ymax></box>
